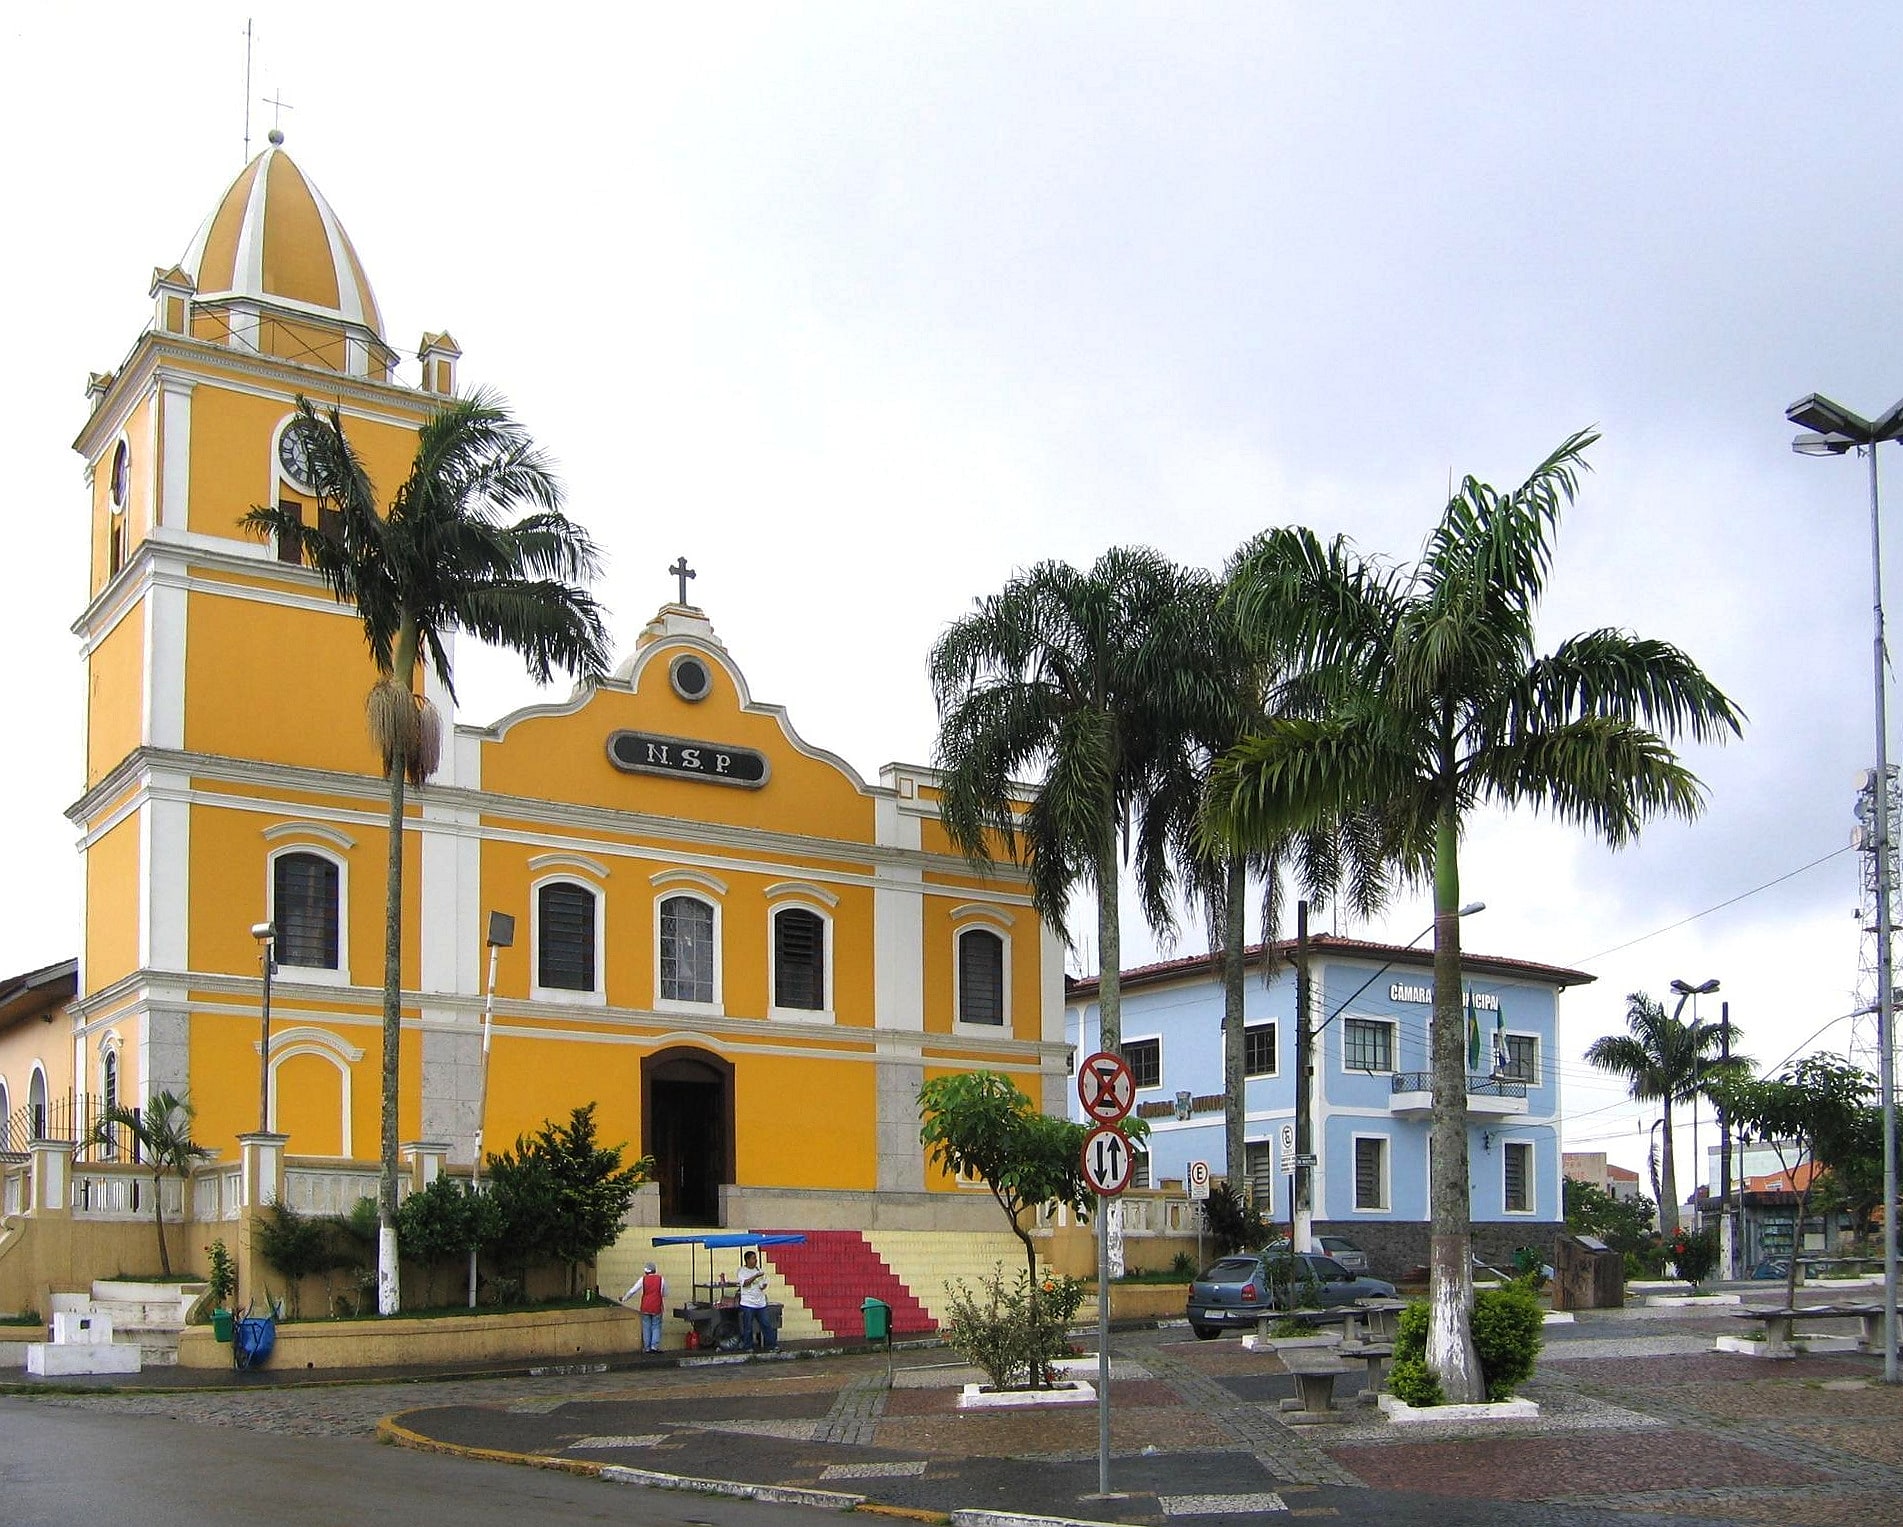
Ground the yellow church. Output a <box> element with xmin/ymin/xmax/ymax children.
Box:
<box><xmin>13</xmin><ymin>136</ymin><xmax>1069</xmax><ymax>1335</ymax></box>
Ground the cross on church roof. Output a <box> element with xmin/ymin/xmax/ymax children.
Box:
<box><xmin>669</xmin><ymin>557</ymin><xmax>696</xmax><ymax>606</ymax></box>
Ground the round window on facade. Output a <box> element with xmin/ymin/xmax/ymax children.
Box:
<box><xmin>669</xmin><ymin>653</ymin><xmax>713</xmax><ymax>702</ymax></box>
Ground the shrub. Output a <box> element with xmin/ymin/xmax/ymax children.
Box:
<box><xmin>203</xmin><ymin>1239</ymin><xmax>236</xmax><ymax>1309</ymax></box>
<box><xmin>1171</xmin><ymin>1250</ymin><xmax>1195</xmax><ymax>1277</ymax></box>
<box><xmin>254</xmin><ymin>1201</ymin><xmax>349</xmax><ymax>1318</ymax></box>
<box><xmin>1471</xmin><ymin>1285</ymin><xmax>1543</xmax><ymax>1400</ymax></box>
<box><xmin>1667</xmin><ymin>1226</ymin><xmax>1720</xmax><ymax>1289</ymax></box>
<box><xmin>1203</xmin><ymin>1182</ymin><xmax>1268</xmax><ymax>1256</ymax></box>
<box><xmin>1389</xmin><ymin>1290</ymin><xmax>1542</xmax><ymax>1403</ymax></box>
<box><xmin>1387</xmin><ymin>1357</ymin><xmax>1444</xmax><ymax>1408</ymax></box>
<box><xmin>1510</xmin><ymin>1246</ymin><xmax>1549</xmax><ymax>1292</ymax></box>
<box><xmin>942</xmin><ymin>1264</ymin><xmax>1081</xmax><ymax>1390</ymax></box>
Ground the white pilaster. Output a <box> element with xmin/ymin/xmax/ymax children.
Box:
<box><xmin>157</xmin><ymin>375</ymin><xmax>193</xmax><ymax>531</ymax></box>
<box><xmin>142</xmin><ymin>576</ymin><xmax>187</xmax><ymax>749</ymax></box>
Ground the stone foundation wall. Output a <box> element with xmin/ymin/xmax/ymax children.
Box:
<box><xmin>1315</xmin><ymin>1220</ymin><xmax>1563</xmax><ymax>1281</ymax></box>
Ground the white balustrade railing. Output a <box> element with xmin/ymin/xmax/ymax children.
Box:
<box><xmin>194</xmin><ymin>1166</ymin><xmax>243</xmax><ymax>1222</ymax></box>
<box><xmin>283</xmin><ymin>1166</ymin><xmax>392</xmax><ymax>1217</ymax></box>
<box><xmin>1035</xmin><ymin>1191</ymin><xmax>1200</xmax><ymax>1235</ymax></box>
<box><xmin>72</xmin><ymin>1168</ymin><xmax>183</xmax><ymax>1220</ymax></box>
<box><xmin>3</xmin><ymin>1164</ymin><xmax>24</xmax><ymax>1217</ymax></box>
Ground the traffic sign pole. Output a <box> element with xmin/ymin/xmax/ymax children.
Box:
<box><xmin>1097</xmin><ymin>1186</ymin><xmax>1111</xmax><ymax>1498</ymax></box>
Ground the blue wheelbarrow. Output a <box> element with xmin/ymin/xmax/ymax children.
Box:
<box><xmin>232</xmin><ymin>1305</ymin><xmax>278</xmax><ymax>1370</ymax></box>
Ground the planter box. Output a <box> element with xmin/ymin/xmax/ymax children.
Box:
<box><xmin>174</xmin><ymin>1302</ymin><xmax>638</xmax><ymax>1371</ymax></box>
<box><xmin>958</xmin><ymin>1379</ymin><xmax>1096</xmax><ymax>1409</ymax></box>
<box><xmin>1378</xmin><ymin>1393</ymin><xmax>1538</xmax><ymax>1425</ymax></box>
<box><xmin>1082</xmin><ymin>1282</ymin><xmax>1190</xmax><ymax>1322</ymax></box>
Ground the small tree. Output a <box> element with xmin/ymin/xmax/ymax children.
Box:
<box><xmin>254</xmin><ymin>1200</ymin><xmax>350</xmax><ymax>1318</ymax></box>
<box><xmin>395</xmin><ymin>1176</ymin><xmax>486</xmax><ymax>1306</ymax></box>
<box><xmin>1711</xmin><ymin>1057</ymin><xmax>1873</xmax><ymax>1309</ymax></box>
<box><xmin>87</xmin><ymin>1090</ymin><xmax>211</xmax><ymax>1278</ymax></box>
<box><xmin>485</xmin><ymin>1104</ymin><xmax>650</xmax><ymax>1296</ymax></box>
<box><xmin>1563</xmin><ymin>1176</ymin><xmax>1658</xmax><ymax>1258</ymax></box>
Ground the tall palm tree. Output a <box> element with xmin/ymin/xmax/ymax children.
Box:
<box><xmin>243</xmin><ymin>391</ymin><xmax>612</xmax><ymax>1314</ymax></box>
<box><xmin>1204</xmin><ymin>431</ymin><xmax>1743</xmax><ymax>1400</ymax></box>
<box><xmin>89</xmin><ymin>1090</ymin><xmax>211</xmax><ymax>1278</ymax></box>
<box><xmin>1139</xmin><ymin>558</ymin><xmax>1390</xmax><ymax>1195</ymax></box>
<box><xmin>1587</xmin><ymin>991</ymin><xmax>1749</xmax><ymax>1234</ymax></box>
<box><xmin>929</xmin><ymin>547</ymin><xmax>1213</xmax><ymax>1057</ymax></box>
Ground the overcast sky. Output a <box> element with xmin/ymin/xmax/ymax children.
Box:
<box><xmin>6</xmin><ymin>4</ymin><xmax>1901</xmax><ymax>1182</ymax></box>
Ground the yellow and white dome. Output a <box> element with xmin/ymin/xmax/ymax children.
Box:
<box><xmin>179</xmin><ymin>137</ymin><xmax>383</xmax><ymax>340</ymax></box>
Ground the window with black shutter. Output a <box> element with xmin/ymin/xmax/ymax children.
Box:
<box><xmin>957</xmin><ymin>928</ymin><xmax>1005</xmax><ymax>1025</ymax></box>
<box><xmin>273</xmin><ymin>852</ymin><xmax>340</xmax><ymax>969</ymax></box>
<box><xmin>1244</xmin><ymin>1140</ymin><xmax>1275</xmax><ymax>1209</ymax></box>
<box><xmin>537</xmin><ymin>881</ymin><xmax>596</xmax><ymax>991</ymax></box>
<box><xmin>1354</xmin><ymin>1136</ymin><xmax>1387</xmax><ymax>1210</ymax></box>
<box><xmin>276</xmin><ymin>499</ymin><xmax>305</xmax><ymax>563</ymax></box>
<box><xmin>773</xmin><ymin>907</ymin><xmax>825</xmax><ymax>1010</ymax></box>
<box><xmin>1504</xmin><ymin>1142</ymin><xmax>1532</xmax><ymax>1212</ymax></box>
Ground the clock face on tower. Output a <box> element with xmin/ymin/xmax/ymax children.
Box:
<box><xmin>276</xmin><ymin>417</ymin><xmax>326</xmax><ymax>490</ymax></box>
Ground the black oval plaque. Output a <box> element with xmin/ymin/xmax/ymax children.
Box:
<box><xmin>606</xmin><ymin>729</ymin><xmax>769</xmax><ymax>788</ymax></box>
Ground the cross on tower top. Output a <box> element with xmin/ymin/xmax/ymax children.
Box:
<box><xmin>669</xmin><ymin>557</ymin><xmax>696</xmax><ymax>606</ymax></box>
<box><xmin>263</xmin><ymin>90</ymin><xmax>295</xmax><ymax>145</ymax></box>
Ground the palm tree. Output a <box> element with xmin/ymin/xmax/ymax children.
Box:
<box><xmin>929</xmin><ymin>547</ymin><xmax>1213</xmax><ymax>1057</ymax></box>
<box><xmin>1139</xmin><ymin>559</ymin><xmax>1391</xmax><ymax>1195</ymax></box>
<box><xmin>1204</xmin><ymin>431</ymin><xmax>1743</xmax><ymax>1400</ymax></box>
<box><xmin>243</xmin><ymin>391</ymin><xmax>612</xmax><ymax>1314</ymax></box>
<box><xmin>89</xmin><ymin>1091</ymin><xmax>211</xmax><ymax>1278</ymax></box>
<box><xmin>1587</xmin><ymin>991</ymin><xmax>1750</xmax><ymax>1234</ymax></box>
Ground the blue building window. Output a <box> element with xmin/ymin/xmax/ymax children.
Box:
<box><xmin>1343</xmin><ymin>1018</ymin><xmax>1394</xmax><ymax>1073</ymax></box>
<box><xmin>1124</xmin><ymin>1037</ymin><xmax>1161</xmax><ymax>1089</ymax></box>
<box><xmin>1243</xmin><ymin>1023</ymin><xmax>1276</xmax><ymax>1076</ymax></box>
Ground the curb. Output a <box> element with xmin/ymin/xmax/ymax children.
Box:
<box><xmin>379</xmin><ymin>1411</ymin><xmax>871</xmax><ymax>1513</ymax></box>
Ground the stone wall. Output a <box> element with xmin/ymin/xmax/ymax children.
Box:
<box><xmin>1315</xmin><ymin>1220</ymin><xmax>1563</xmax><ymax>1281</ymax></box>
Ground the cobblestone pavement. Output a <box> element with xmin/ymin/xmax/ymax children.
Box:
<box><xmin>13</xmin><ymin>1306</ymin><xmax>1903</xmax><ymax>1524</ymax></box>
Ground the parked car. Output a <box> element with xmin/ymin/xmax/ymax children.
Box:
<box><xmin>1186</xmin><ymin>1253</ymin><xmax>1397</xmax><ymax>1339</ymax></box>
<box><xmin>1315</xmin><ymin>1235</ymin><xmax>1369</xmax><ymax>1274</ymax></box>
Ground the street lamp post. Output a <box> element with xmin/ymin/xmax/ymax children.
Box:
<box><xmin>1788</xmin><ymin>390</ymin><xmax>1903</xmax><ymax>1384</ymax></box>
<box><xmin>1670</xmin><ymin>977</ymin><xmax>1720</xmax><ymax>1232</ymax></box>
<box><xmin>1290</xmin><ymin>900</ymin><xmax>1486</xmax><ymax>1253</ymax></box>
<box><xmin>250</xmin><ymin>922</ymin><xmax>276</xmax><ymax>1134</ymax></box>
<box><xmin>468</xmin><ymin>910</ymin><xmax>515</xmax><ymax>1308</ymax></box>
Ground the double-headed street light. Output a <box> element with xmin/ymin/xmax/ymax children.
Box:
<box><xmin>1787</xmin><ymin>390</ymin><xmax>1903</xmax><ymax>1385</ymax></box>
<box><xmin>1670</xmin><ymin>977</ymin><xmax>1719</xmax><ymax>1232</ymax></box>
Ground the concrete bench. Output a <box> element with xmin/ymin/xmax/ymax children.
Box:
<box><xmin>1276</xmin><ymin>1346</ymin><xmax>1352</xmax><ymax>1421</ymax></box>
<box><xmin>1730</xmin><ymin>1303</ymin><xmax>1885</xmax><ymax>1357</ymax></box>
<box><xmin>1338</xmin><ymin>1340</ymin><xmax>1395</xmax><ymax>1399</ymax></box>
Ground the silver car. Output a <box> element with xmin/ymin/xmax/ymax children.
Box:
<box><xmin>1316</xmin><ymin>1235</ymin><xmax>1370</xmax><ymax>1274</ymax></box>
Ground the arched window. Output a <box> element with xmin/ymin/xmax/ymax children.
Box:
<box><xmin>772</xmin><ymin>907</ymin><xmax>826</xmax><ymax>1012</ymax></box>
<box><xmin>0</xmin><ymin>1080</ymin><xmax>11</xmax><ymax>1150</ymax></box>
<box><xmin>273</xmin><ymin>851</ymin><xmax>341</xmax><ymax>969</ymax></box>
<box><xmin>28</xmin><ymin>1068</ymin><xmax>48</xmax><ymax>1141</ymax></box>
<box><xmin>100</xmin><ymin>1050</ymin><xmax>120</xmax><ymax>1161</ymax></box>
<box><xmin>658</xmin><ymin>895</ymin><xmax>717</xmax><ymax>1005</ymax></box>
<box><xmin>108</xmin><ymin>440</ymin><xmax>130</xmax><ymax>577</ymax></box>
<box><xmin>536</xmin><ymin>881</ymin><xmax>598</xmax><ymax>992</ymax></box>
<box><xmin>957</xmin><ymin>927</ymin><xmax>1006</xmax><ymax>1026</ymax></box>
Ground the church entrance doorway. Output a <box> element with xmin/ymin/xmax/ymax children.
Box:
<box><xmin>642</xmin><ymin>1047</ymin><xmax>733</xmax><ymax>1226</ymax></box>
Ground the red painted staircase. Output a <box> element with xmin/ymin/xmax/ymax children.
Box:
<box><xmin>762</xmin><ymin>1230</ymin><xmax>936</xmax><ymax>1338</ymax></box>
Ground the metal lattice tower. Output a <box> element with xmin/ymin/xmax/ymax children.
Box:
<box><xmin>1852</xmin><ymin>766</ymin><xmax>1900</xmax><ymax>1066</ymax></box>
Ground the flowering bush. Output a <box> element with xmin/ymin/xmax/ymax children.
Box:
<box><xmin>1667</xmin><ymin>1226</ymin><xmax>1719</xmax><ymax>1289</ymax></box>
<box><xmin>943</xmin><ymin>1265</ymin><xmax>1084</xmax><ymax>1390</ymax></box>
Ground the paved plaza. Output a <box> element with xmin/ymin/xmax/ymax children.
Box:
<box><xmin>10</xmin><ymin>1299</ymin><xmax>1903</xmax><ymax>1525</ymax></box>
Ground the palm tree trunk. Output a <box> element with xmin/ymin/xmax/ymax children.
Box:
<box><xmin>1220</xmin><ymin>856</ymin><xmax>1247</xmax><ymax>1195</ymax></box>
<box><xmin>1658</xmin><ymin>1096</ymin><xmax>1680</xmax><ymax>1237</ymax></box>
<box><xmin>376</xmin><ymin>624</ymin><xmax>419</xmax><ymax>1317</ymax></box>
<box><xmin>1427</xmin><ymin>797</ymin><xmax>1484</xmax><ymax>1403</ymax></box>
<box><xmin>151</xmin><ymin>1169</ymin><xmax>170</xmax><ymax>1277</ymax></box>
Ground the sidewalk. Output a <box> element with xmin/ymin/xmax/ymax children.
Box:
<box><xmin>376</xmin><ymin>1305</ymin><xmax>1903</xmax><ymax>1525</ymax></box>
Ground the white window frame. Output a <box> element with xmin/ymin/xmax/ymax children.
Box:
<box><xmin>654</xmin><ymin>880</ymin><xmax>723</xmax><ymax>1015</ymax></box>
<box><xmin>1123</xmin><ymin>1033</ymin><xmax>1163</xmax><ymax>1091</ymax></box>
<box><xmin>265</xmin><ymin>842</ymin><xmax>351</xmax><ymax>986</ymax></box>
<box><xmin>27</xmin><ymin>1065</ymin><xmax>49</xmax><ymax>1140</ymax></box>
<box><xmin>1351</xmin><ymin>1132</ymin><xmax>1390</xmax><ymax>1213</ymax></box>
<box><xmin>530</xmin><ymin>873</ymin><xmax>606</xmax><ymax>1006</ymax></box>
<box><xmin>99</xmin><ymin>1044</ymin><xmax>121</xmax><ymax>1160</ymax></box>
<box><xmin>1339</xmin><ymin>1016</ymin><xmax>1396</xmax><ymax>1076</ymax></box>
<box><xmin>951</xmin><ymin>908</ymin><xmax>1012</xmax><ymax>1034</ymax></box>
<box><xmin>1502</xmin><ymin>1138</ymin><xmax>1536</xmax><ymax>1215</ymax></box>
<box><xmin>1499</xmin><ymin>1030</ymin><xmax>1540</xmax><ymax>1085</ymax></box>
<box><xmin>765</xmin><ymin>885</ymin><xmax>835</xmax><ymax>1023</ymax></box>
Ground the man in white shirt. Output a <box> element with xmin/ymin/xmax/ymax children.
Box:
<box><xmin>736</xmin><ymin>1249</ymin><xmax>775</xmax><ymax>1351</ymax></box>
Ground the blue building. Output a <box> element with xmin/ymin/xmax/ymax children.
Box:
<box><xmin>1065</xmin><ymin>935</ymin><xmax>1591</xmax><ymax>1273</ymax></box>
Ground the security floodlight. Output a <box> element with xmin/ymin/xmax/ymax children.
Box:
<box><xmin>1670</xmin><ymin>977</ymin><xmax>1720</xmax><ymax>997</ymax></box>
<box><xmin>1786</xmin><ymin>393</ymin><xmax>1872</xmax><ymax>440</ymax></box>
<box><xmin>1457</xmin><ymin>900</ymin><xmax>1486</xmax><ymax>916</ymax></box>
<box><xmin>1793</xmin><ymin>431</ymin><xmax>1856</xmax><ymax>457</ymax></box>
<box><xmin>250</xmin><ymin>922</ymin><xmax>276</xmax><ymax>941</ymax></box>
<box><xmin>486</xmin><ymin>911</ymin><xmax>516</xmax><ymax>949</ymax></box>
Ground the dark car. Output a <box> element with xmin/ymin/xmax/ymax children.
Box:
<box><xmin>1186</xmin><ymin>1252</ymin><xmax>1396</xmax><ymax>1339</ymax></box>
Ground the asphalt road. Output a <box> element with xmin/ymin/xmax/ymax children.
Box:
<box><xmin>0</xmin><ymin>1398</ymin><xmax>818</xmax><ymax>1527</ymax></box>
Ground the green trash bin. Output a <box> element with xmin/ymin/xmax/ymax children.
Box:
<box><xmin>861</xmin><ymin>1296</ymin><xmax>891</xmax><ymax>1344</ymax></box>
<box><xmin>211</xmin><ymin>1309</ymin><xmax>234</xmax><ymax>1343</ymax></box>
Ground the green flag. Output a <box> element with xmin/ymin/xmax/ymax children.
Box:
<box><xmin>1466</xmin><ymin>992</ymin><xmax>1481</xmax><ymax>1072</ymax></box>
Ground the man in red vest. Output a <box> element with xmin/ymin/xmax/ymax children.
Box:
<box><xmin>623</xmin><ymin>1262</ymin><xmax>667</xmax><ymax>1353</ymax></box>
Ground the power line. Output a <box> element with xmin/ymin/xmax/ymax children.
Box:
<box><xmin>1566</xmin><ymin>846</ymin><xmax>1850</xmax><ymax>967</ymax></box>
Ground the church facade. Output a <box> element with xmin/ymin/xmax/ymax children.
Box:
<box><xmin>63</xmin><ymin>140</ymin><xmax>1064</xmax><ymax>1238</ymax></box>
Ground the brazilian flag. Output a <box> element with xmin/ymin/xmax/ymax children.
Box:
<box><xmin>1466</xmin><ymin>991</ymin><xmax>1481</xmax><ymax>1072</ymax></box>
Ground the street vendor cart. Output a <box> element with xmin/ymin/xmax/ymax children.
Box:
<box><xmin>653</xmin><ymin>1231</ymin><xmax>804</xmax><ymax>1351</ymax></box>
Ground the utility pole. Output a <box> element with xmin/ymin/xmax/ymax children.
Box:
<box><xmin>1293</xmin><ymin>900</ymin><xmax>1314</xmax><ymax>1254</ymax></box>
<box><xmin>1718</xmin><ymin>1002</ymin><xmax>1735</xmax><ymax>1280</ymax></box>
